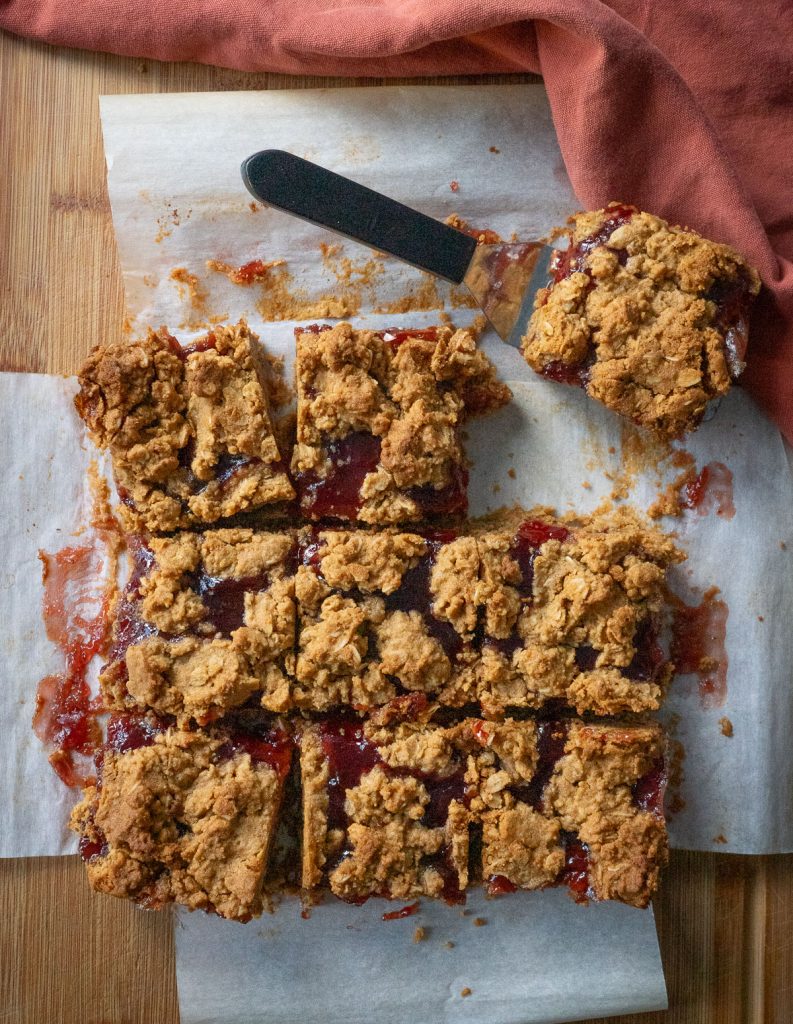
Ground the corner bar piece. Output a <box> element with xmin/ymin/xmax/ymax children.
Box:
<box><xmin>467</xmin><ymin>717</ymin><xmax>668</xmax><ymax>909</ymax></box>
<box><xmin>294</xmin><ymin>526</ymin><xmax>479</xmax><ymax>710</ymax></box>
<box><xmin>299</xmin><ymin>696</ymin><xmax>470</xmax><ymax>904</ymax></box>
<box><xmin>522</xmin><ymin>204</ymin><xmax>760</xmax><ymax>437</ymax></box>
<box><xmin>75</xmin><ymin>321</ymin><xmax>294</xmax><ymax>533</ymax></box>
<box><xmin>101</xmin><ymin>528</ymin><xmax>296</xmax><ymax>723</ymax></box>
<box><xmin>291</xmin><ymin>322</ymin><xmax>511</xmax><ymax>524</ymax></box>
<box><xmin>70</xmin><ymin>712</ymin><xmax>292</xmax><ymax>922</ymax></box>
<box><xmin>475</xmin><ymin>508</ymin><xmax>683</xmax><ymax>717</ymax></box>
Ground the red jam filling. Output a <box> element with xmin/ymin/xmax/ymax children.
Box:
<box><xmin>671</xmin><ymin>589</ymin><xmax>729</xmax><ymax>708</ymax></box>
<box><xmin>33</xmin><ymin>544</ymin><xmax>114</xmax><ymax>787</ymax></box>
<box><xmin>540</xmin><ymin>205</ymin><xmax>637</xmax><ymax>390</ymax></box>
<box><xmin>705</xmin><ymin>272</ymin><xmax>755</xmax><ymax>378</ymax></box>
<box><xmin>295</xmin><ymin>432</ymin><xmax>382</xmax><ymax>521</ymax></box>
<box><xmin>632</xmin><ymin>757</ymin><xmax>668</xmax><ymax>817</ymax></box>
<box><xmin>196</xmin><ymin>573</ymin><xmax>271</xmax><ymax>634</ymax></box>
<box><xmin>486</xmin><ymin>874</ymin><xmax>518</xmax><ymax>896</ymax></box>
<box><xmin>216</xmin><ymin>725</ymin><xmax>292</xmax><ymax>781</ymax></box>
<box><xmin>316</xmin><ymin>716</ymin><xmax>468</xmax><ymax>904</ymax></box>
<box><xmin>511</xmin><ymin>719</ymin><xmax>569</xmax><ymax>812</ymax></box>
<box><xmin>559</xmin><ymin>832</ymin><xmax>592</xmax><ymax>902</ymax></box>
<box><xmin>512</xmin><ymin>519</ymin><xmax>570</xmax><ymax>597</ymax></box>
<box><xmin>295</xmin><ymin>327</ymin><xmax>467</xmax><ymax>521</ymax></box>
<box><xmin>383</xmin><ymin>531</ymin><xmax>464</xmax><ymax>662</ymax></box>
<box><xmin>382</xmin><ymin>900</ymin><xmax>420</xmax><ymax>921</ymax></box>
<box><xmin>406</xmin><ymin>465</ymin><xmax>469</xmax><ymax>519</ymax></box>
<box><xmin>550</xmin><ymin>204</ymin><xmax>636</xmax><ymax>284</ymax></box>
<box><xmin>380</xmin><ymin>328</ymin><xmax>438</xmax><ymax>351</ymax></box>
<box><xmin>319</xmin><ymin>719</ymin><xmax>383</xmax><ymax>833</ymax></box>
<box><xmin>106</xmin><ymin>712</ymin><xmax>169</xmax><ymax>754</ymax></box>
<box><xmin>539</xmin><ymin>353</ymin><xmax>596</xmax><ymax>389</ymax></box>
<box><xmin>682</xmin><ymin>462</ymin><xmax>735</xmax><ymax>519</ymax></box>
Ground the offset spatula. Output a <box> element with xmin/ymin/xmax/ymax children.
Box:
<box><xmin>241</xmin><ymin>149</ymin><xmax>556</xmax><ymax>347</ymax></box>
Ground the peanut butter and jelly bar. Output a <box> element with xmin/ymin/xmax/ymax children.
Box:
<box><xmin>299</xmin><ymin>697</ymin><xmax>470</xmax><ymax>904</ymax></box>
<box><xmin>101</xmin><ymin>529</ymin><xmax>297</xmax><ymax>723</ymax></box>
<box><xmin>75</xmin><ymin>321</ymin><xmax>294</xmax><ymax>533</ymax></box>
<box><xmin>522</xmin><ymin>204</ymin><xmax>760</xmax><ymax>437</ymax></box>
<box><xmin>291</xmin><ymin>323</ymin><xmax>511</xmax><ymax>524</ymax></box>
<box><xmin>293</xmin><ymin>527</ymin><xmax>479</xmax><ymax>710</ymax></box>
<box><xmin>70</xmin><ymin>712</ymin><xmax>292</xmax><ymax>921</ymax></box>
<box><xmin>474</xmin><ymin>508</ymin><xmax>683</xmax><ymax>718</ymax></box>
<box><xmin>466</xmin><ymin>717</ymin><xmax>667</xmax><ymax>909</ymax></box>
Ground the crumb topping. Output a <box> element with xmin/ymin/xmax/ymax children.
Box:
<box><xmin>292</xmin><ymin>323</ymin><xmax>510</xmax><ymax>523</ymax></box>
<box><xmin>74</xmin><ymin>321</ymin><xmax>294</xmax><ymax>533</ymax></box>
<box><xmin>522</xmin><ymin>206</ymin><xmax>760</xmax><ymax>437</ymax></box>
<box><xmin>476</xmin><ymin>507</ymin><xmax>683</xmax><ymax>717</ymax></box>
<box><xmin>69</xmin><ymin>726</ymin><xmax>286</xmax><ymax>921</ymax></box>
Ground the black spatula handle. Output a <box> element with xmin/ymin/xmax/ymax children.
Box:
<box><xmin>241</xmin><ymin>149</ymin><xmax>477</xmax><ymax>284</ymax></box>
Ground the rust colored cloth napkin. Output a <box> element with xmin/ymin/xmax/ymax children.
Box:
<box><xmin>3</xmin><ymin>0</ymin><xmax>791</xmax><ymax>440</ymax></box>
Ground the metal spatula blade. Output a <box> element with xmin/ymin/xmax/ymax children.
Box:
<box><xmin>241</xmin><ymin>149</ymin><xmax>556</xmax><ymax>346</ymax></box>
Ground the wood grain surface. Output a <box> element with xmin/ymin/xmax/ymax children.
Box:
<box><xmin>1</xmin><ymin>28</ymin><xmax>791</xmax><ymax>1024</ymax></box>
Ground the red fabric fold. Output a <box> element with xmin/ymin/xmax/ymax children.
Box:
<box><xmin>3</xmin><ymin>0</ymin><xmax>791</xmax><ymax>440</ymax></box>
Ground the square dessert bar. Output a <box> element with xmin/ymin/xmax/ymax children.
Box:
<box><xmin>466</xmin><ymin>717</ymin><xmax>668</xmax><ymax>909</ymax></box>
<box><xmin>70</xmin><ymin>712</ymin><xmax>292</xmax><ymax>921</ymax></box>
<box><xmin>299</xmin><ymin>696</ymin><xmax>470</xmax><ymax>904</ymax></box>
<box><xmin>101</xmin><ymin>528</ymin><xmax>297</xmax><ymax>723</ymax></box>
<box><xmin>293</xmin><ymin>526</ymin><xmax>479</xmax><ymax>710</ymax></box>
<box><xmin>75</xmin><ymin>320</ymin><xmax>295</xmax><ymax>533</ymax></box>
<box><xmin>475</xmin><ymin>508</ymin><xmax>683</xmax><ymax>718</ymax></box>
<box><xmin>291</xmin><ymin>322</ymin><xmax>511</xmax><ymax>524</ymax></box>
<box><xmin>522</xmin><ymin>204</ymin><xmax>760</xmax><ymax>437</ymax></box>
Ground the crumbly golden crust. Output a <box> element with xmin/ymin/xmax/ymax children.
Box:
<box><xmin>102</xmin><ymin>529</ymin><xmax>296</xmax><ymax>722</ymax></box>
<box><xmin>522</xmin><ymin>206</ymin><xmax>760</xmax><ymax>437</ymax></box>
<box><xmin>546</xmin><ymin>722</ymin><xmax>668</xmax><ymax>907</ymax></box>
<box><xmin>291</xmin><ymin>323</ymin><xmax>510</xmax><ymax>523</ymax></box>
<box><xmin>69</xmin><ymin>726</ymin><xmax>288</xmax><ymax>921</ymax></box>
<box><xmin>465</xmin><ymin>716</ymin><xmax>667</xmax><ymax>908</ymax></box>
<box><xmin>74</xmin><ymin>321</ymin><xmax>294</xmax><ymax>533</ymax></box>
<box><xmin>299</xmin><ymin>712</ymin><xmax>469</xmax><ymax>901</ymax></box>
<box><xmin>292</xmin><ymin>529</ymin><xmax>479</xmax><ymax>710</ymax></box>
<box><xmin>475</xmin><ymin>507</ymin><xmax>683</xmax><ymax>717</ymax></box>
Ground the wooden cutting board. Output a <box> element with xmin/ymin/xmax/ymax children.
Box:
<box><xmin>1</xmin><ymin>27</ymin><xmax>791</xmax><ymax>1024</ymax></box>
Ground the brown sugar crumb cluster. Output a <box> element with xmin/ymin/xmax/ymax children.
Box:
<box><xmin>70</xmin><ymin>714</ymin><xmax>291</xmax><ymax>921</ymax></box>
<box><xmin>467</xmin><ymin>716</ymin><xmax>667</xmax><ymax>907</ymax></box>
<box><xmin>101</xmin><ymin>508</ymin><xmax>680</xmax><ymax>723</ymax></box>
<box><xmin>74</xmin><ymin>321</ymin><xmax>294</xmax><ymax>533</ymax></box>
<box><xmin>522</xmin><ymin>204</ymin><xmax>760</xmax><ymax>438</ymax></box>
<box><xmin>68</xmin><ymin>313</ymin><xmax>678</xmax><ymax>921</ymax></box>
<box><xmin>298</xmin><ymin>697</ymin><xmax>667</xmax><ymax>910</ymax></box>
<box><xmin>475</xmin><ymin>507</ymin><xmax>684</xmax><ymax>717</ymax></box>
<box><xmin>100</xmin><ymin>528</ymin><xmax>297</xmax><ymax>725</ymax></box>
<box><xmin>290</xmin><ymin>322</ymin><xmax>511</xmax><ymax>524</ymax></box>
<box><xmin>293</xmin><ymin>527</ymin><xmax>479</xmax><ymax>711</ymax></box>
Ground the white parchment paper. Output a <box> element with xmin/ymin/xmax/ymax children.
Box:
<box><xmin>0</xmin><ymin>374</ymin><xmax>88</xmax><ymax>857</ymax></box>
<box><xmin>5</xmin><ymin>80</ymin><xmax>793</xmax><ymax>1024</ymax></box>
<box><xmin>175</xmin><ymin>889</ymin><xmax>667</xmax><ymax>1024</ymax></box>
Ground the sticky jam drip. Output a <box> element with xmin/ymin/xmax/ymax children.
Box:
<box><xmin>33</xmin><ymin>544</ymin><xmax>114</xmax><ymax>787</ymax></box>
<box><xmin>671</xmin><ymin>588</ymin><xmax>729</xmax><ymax>708</ymax></box>
<box><xmin>681</xmin><ymin>462</ymin><xmax>735</xmax><ymax>520</ymax></box>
